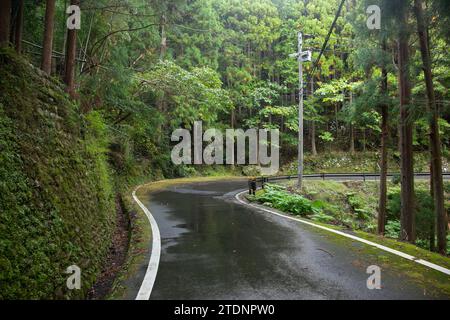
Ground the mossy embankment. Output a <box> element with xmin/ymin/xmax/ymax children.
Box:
<box><xmin>0</xmin><ymin>49</ymin><xmax>116</xmax><ymax>299</ymax></box>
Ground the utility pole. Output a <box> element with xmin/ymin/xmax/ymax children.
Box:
<box><xmin>290</xmin><ymin>32</ymin><xmax>312</xmax><ymax>189</ymax></box>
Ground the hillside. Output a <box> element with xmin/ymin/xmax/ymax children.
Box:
<box><xmin>0</xmin><ymin>49</ymin><xmax>115</xmax><ymax>299</ymax></box>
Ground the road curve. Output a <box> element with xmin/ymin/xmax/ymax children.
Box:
<box><xmin>136</xmin><ymin>179</ymin><xmax>450</xmax><ymax>300</ymax></box>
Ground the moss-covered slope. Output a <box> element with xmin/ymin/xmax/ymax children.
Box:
<box><xmin>0</xmin><ymin>49</ymin><xmax>115</xmax><ymax>299</ymax></box>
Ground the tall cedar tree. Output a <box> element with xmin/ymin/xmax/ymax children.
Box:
<box><xmin>65</xmin><ymin>0</ymin><xmax>79</xmax><ymax>97</ymax></box>
<box><xmin>42</xmin><ymin>0</ymin><xmax>56</xmax><ymax>74</ymax></box>
<box><xmin>0</xmin><ymin>0</ymin><xmax>12</xmax><ymax>47</ymax></box>
<box><xmin>13</xmin><ymin>0</ymin><xmax>24</xmax><ymax>53</ymax></box>
<box><xmin>160</xmin><ymin>14</ymin><xmax>167</xmax><ymax>59</ymax></box>
<box><xmin>398</xmin><ymin>3</ymin><xmax>415</xmax><ymax>243</ymax></box>
<box><xmin>378</xmin><ymin>40</ymin><xmax>389</xmax><ymax>235</ymax></box>
<box><xmin>414</xmin><ymin>0</ymin><xmax>447</xmax><ymax>254</ymax></box>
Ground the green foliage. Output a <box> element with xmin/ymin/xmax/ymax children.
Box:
<box><xmin>444</xmin><ymin>182</ymin><xmax>450</xmax><ymax>194</ymax></box>
<box><xmin>391</xmin><ymin>174</ymin><xmax>401</xmax><ymax>185</ymax></box>
<box><xmin>251</xmin><ymin>180</ymin><xmax>371</xmax><ymax>229</ymax></box>
<box><xmin>448</xmin><ymin>235</ymin><xmax>450</xmax><ymax>255</ymax></box>
<box><xmin>347</xmin><ymin>193</ymin><xmax>372</xmax><ymax>221</ymax></box>
<box><xmin>387</xmin><ymin>185</ymin><xmax>436</xmax><ymax>249</ymax></box>
<box><xmin>319</xmin><ymin>131</ymin><xmax>334</xmax><ymax>142</ymax></box>
<box><xmin>281</xmin><ymin>152</ymin><xmax>446</xmax><ymax>175</ymax></box>
<box><xmin>298</xmin><ymin>180</ymin><xmax>377</xmax><ymax>231</ymax></box>
<box><xmin>138</xmin><ymin>60</ymin><xmax>232</xmax><ymax>128</ymax></box>
<box><xmin>18</xmin><ymin>0</ymin><xmax>450</xmax><ymax>160</ymax></box>
<box><xmin>385</xmin><ymin>220</ymin><xmax>401</xmax><ymax>238</ymax></box>
<box><xmin>254</xmin><ymin>184</ymin><xmax>323</xmax><ymax>216</ymax></box>
<box><xmin>311</xmin><ymin>212</ymin><xmax>336</xmax><ymax>224</ymax></box>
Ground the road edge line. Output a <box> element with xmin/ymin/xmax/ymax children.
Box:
<box><xmin>132</xmin><ymin>185</ymin><xmax>161</xmax><ymax>300</ymax></box>
<box><xmin>235</xmin><ymin>190</ymin><xmax>450</xmax><ymax>276</ymax></box>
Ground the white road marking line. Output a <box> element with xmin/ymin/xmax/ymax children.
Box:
<box><xmin>133</xmin><ymin>186</ymin><xmax>161</xmax><ymax>300</ymax></box>
<box><xmin>235</xmin><ymin>190</ymin><xmax>450</xmax><ymax>276</ymax></box>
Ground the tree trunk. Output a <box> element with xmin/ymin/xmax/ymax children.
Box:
<box><xmin>350</xmin><ymin>124</ymin><xmax>355</xmax><ymax>154</ymax></box>
<box><xmin>13</xmin><ymin>0</ymin><xmax>24</xmax><ymax>53</ymax></box>
<box><xmin>64</xmin><ymin>0</ymin><xmax>79</xmax><ymax>97</ymax></box>
<box><xmin>398</xmin><ymin>7</ymin><xmax>415</xmax><ymax>243</ymax></box>
<box><xmin>362</xmin><ymin>129</ymin><xmax>366</xmax><ymax>152</ymax></box>
<box><xmin>231</xmin><ymin>108</ymin><xmax>235</xmax><ymax>129</ymax></box>
<box><xmin>414</xmin><ymin>0</ymin><xmax>447</xmax><ymax>254</ymax></box>
<box><xmin>311</xmin><ymin>121</ymin><xmax>317</xmax><ymax>156</ymax></box>
<box><xmin>42</xmin><ymin>0</ymin><xmax>56</xmax><ymax>74</ymax></box>
<box><xmin>378</xmin><ymin>52</ymin><xmax>389</xmax><ymax>235</ymax></box>
<box><xmin>0</xmin><ymin>0</ymin><xmax>12</xmax><ymax>47</ymax></box>
<box><xmin>430</xmin><ymin>159</ymin><xmax>436</xmax><ymax>251</ymax></box>
<box><xmin>349</xmin><ymin>91</ymin><xmax>355</xmax><ymax>154</ymax></box>
<box><xmin>159</xmin><ymin>14</ymin><xmax>167</xmax><ymax>59</ymax></box>
<box><xmin>59</xmin><ymin>0</ymin><xmax>68</xmax><ymax>76</ymax></box>
<box><xmin>310</xmin><ymin>76</ymin><xmax>317</xmax><ymax>155</ymax></box>
<box><xmin>335</xmin><ymin>104</ymin><xmax>339</xmax><ymax>141</ymax></box>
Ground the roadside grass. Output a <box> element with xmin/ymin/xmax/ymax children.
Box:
<box><xmin>308</xmin><ymin>224</ymin><xmax>450</xmax><ymax>297</ymax></box>
<box><xmin>251</xmin><ymin>181</ymin><xmax>379</xmax><ymax>233</ymax></box>
<box><xmin>352</xmin><ymin>231</ymin><xmax>450</xmax><ymax>270</ymax></box>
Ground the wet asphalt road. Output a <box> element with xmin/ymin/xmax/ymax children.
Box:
<box><xmin>142</xmin><ymin>179</ymin><xmax>449</xmax><ymax>300</ymax></box>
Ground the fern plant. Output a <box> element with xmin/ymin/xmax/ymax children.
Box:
<box><xmin>255</xmin><ymin>184</ymin><xmax>323</xmax><ymax>216</ymax></box>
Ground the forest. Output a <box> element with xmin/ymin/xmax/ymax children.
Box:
<box><xmin>0</xmin><ymin>0</ymin><xmax>449</xmax><ymax>299</ymax></box>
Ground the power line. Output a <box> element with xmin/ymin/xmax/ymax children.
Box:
<box><xmin>308</xmin><ymin>0</ymin><xmax>346</xmax><ymax>79</ymax></box>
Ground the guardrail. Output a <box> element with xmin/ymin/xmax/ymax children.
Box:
<box><xmin>254</xmin><ymin>172</ymin><xmax>450</xmax><ymax>188</ymax></box>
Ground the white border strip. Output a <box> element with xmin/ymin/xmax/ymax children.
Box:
<box><xmin>235</xmin><ymin>190</ymin><xmax>450</xmax><ymax>276</ymax></box>
<box><xmin>133</xmin><ymin>186</ymin><xmax>161</xmax><ymax>300</ymax></box>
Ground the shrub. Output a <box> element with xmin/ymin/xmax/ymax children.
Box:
<box><xmin>391</xmin><ymin>174</ymin><xmax>401</xmax><ymax>185</ymax></box>
<box><xmin>387</xmin><ymin>186</ymin><xmax>434</xmax><ymax>248</ymax></box>
<box><xmin>444</xmin><ymin>181</ymin><xmax>450</xmax><ymax>194</ymax></box>
<box><xmin>385</xmin><ymin>220</ymin><xmax>401</xmax><ymax>238</ymax></box>
<box><xmin>447</xmin><ymin>235</ymin><xmax>450</xmax><ymax>255</ymax></box>
<box><xmin>255</xmin><ymin>184</ymin><xmax>323</xmax><ymax>216</ymax></box>
<box><xmin>311</xmin><ymin>212</ymin><xmax>336</xmax><ymax>223</ymax></box>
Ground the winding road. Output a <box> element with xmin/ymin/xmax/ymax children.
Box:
<box><xmin>136</xmin><ymin>178</ymin><xmax>450</xmax><ymax>300</ymax></box>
